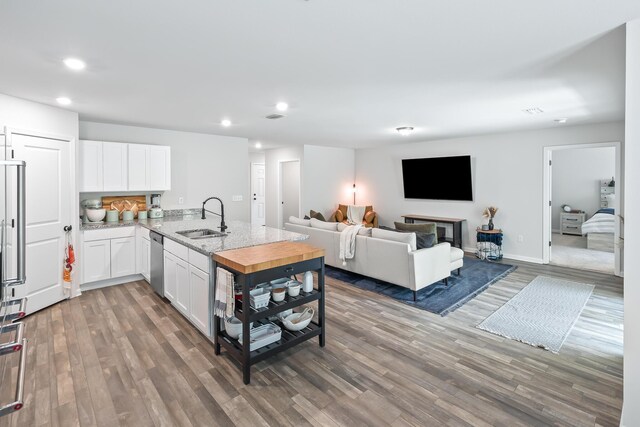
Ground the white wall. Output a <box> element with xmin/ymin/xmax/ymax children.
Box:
<box><xmin>356</xmin><ymin>121</ymin><xmax>624</xmax><ymax>262</ymax></box>
<box><xmin>79</xmin><ymin>121</ymin><xmax>250</xmax><ymax>221</ymax></box>
<box><xmin>0</xmin><ymin>93</ymin><xmax>78</xmax><ymax>139</ymax></box>
<box><xmin>622</xmin><ymin>19</ymin><xmax>640</xmax><ymax>427</ymax></box>
<box><xmin>265</xmin><ymin>146</ymin><xmax>303</xmax><ymax>228</ymax></box>
<box><xmin>551</xmin><ymin>147</ymin><xmax>615</xmax><ymax>230</ymax></box>
<box><xmin>302</xmin><ymin>145</ymin><xmax>355</xmax><ymax>219</ymax></box>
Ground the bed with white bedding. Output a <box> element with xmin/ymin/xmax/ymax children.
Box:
<box><xmin>582</xmin><ymin>208</ymin><xmax>615</xmax><ymax>252</ymax></box>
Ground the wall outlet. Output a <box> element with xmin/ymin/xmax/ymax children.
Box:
<box><xmin>232</xmin><ymin>195</ymin><xmax>243</xmax><ymax>202</ymax></box>
<box><xmin>178</xmin><ymin>197</ymin><xmax>184</xmax><ymax>205</ymax></box>
<box><xmin>517</xmin><ymin>234</ymin><xmax>524</xmax><ymax>243</ymax></box>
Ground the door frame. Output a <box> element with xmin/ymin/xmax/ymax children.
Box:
<box><xmin>250</xmin><ymin>162</ymin><xmax>265</xmax><ymax>226</ymax></box>
<box><xmin>278</xmin><ymin>159</ymin><xmax>301</xmax><ymax>229</ymax></box>
<box><xmin>5</xmin><ymin>127</ymin><xmax>79</xmax><ymax>297</ymax></box>
<box><xmin>542</xmin><ymin>141</ymin><xmax>622</xmax><ymax>276</ymax></box>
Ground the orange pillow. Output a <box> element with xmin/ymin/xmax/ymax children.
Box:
<box><xmin>335</xmin><ymin>210</ymin><xmax>344</xmax><ymax>222</ymax></box>
<box><xmin>364</xmin><ymin>211</ymin><xmax>376</xmax><ymax>223</ymax></box>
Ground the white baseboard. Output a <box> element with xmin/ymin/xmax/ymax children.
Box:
<box><xmin>80</xmin><ymin>274</ymin><xmax>147</xmax><ymax>292</ymax></box>
<box><xmin>463</xmin><ymin>246</ymin><xmax>544</xmax><ymax>264</ymax></box>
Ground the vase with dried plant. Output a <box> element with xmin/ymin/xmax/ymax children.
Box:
<box><xmin>483</xmin><ymin>206</ymin><xmax>499</xmax><ymax>230</ymax></box>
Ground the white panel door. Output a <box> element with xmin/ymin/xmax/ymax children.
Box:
<box><xmin>128</xmin><ymin>144</ymin><xmax>150</xmax><ymax>191</ymax></box>
<box><xmin>163</xmin><ymin>250</ymin><xmax>177</xmax><ymax>302</ymax></box>
<box><xmin>174</xmin><ymin>257</ymin><xmax>190</xmax><ymax>315</ymax></box>
<box><xmin>251</xmin><ymin>163</ymin><xmax>266</xmax><ymax>226</ymax></box>
<box><xmin>189</xmin><ymin>265</ymin><xmax>210</xmax><ymax>335</ymax></box>
<box><xmin>102</xmin><ymin>142</ymin><xmax>128</xmax><ymax>191</ymax></box>
<box><xmin>80</xmin><ymin>140</ymin><xmax>103</xmax><ymax>191</ymax></box>
<box><xmin>82</xmin><ymin>240</ymin><xmax>111</xmax><ymax>283</ymax></box>
<box><xmin>149</xmin><ymin>145</ymin><xmax>171</xmax><ymax>190</ymax></box>
<box><xmin>110</xmin><ymin>237</ymin><xmax>136</xmax><ymax>277</ymax></box>
<box><xmin>12</xmin><ymin>131</ymin><xmax>72</xmax><ymax>314</ymax></box>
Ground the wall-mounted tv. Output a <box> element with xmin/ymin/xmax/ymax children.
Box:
<box><xmin>402</xmin><ymin>155</ymin><xmax>473</xmax><ymax>201</ymax></box>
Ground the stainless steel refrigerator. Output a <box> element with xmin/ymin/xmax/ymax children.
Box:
<box><xmin>0</xmin><ymin>126</ymin><xmax>27</xmax><ymax>417</ymax></box>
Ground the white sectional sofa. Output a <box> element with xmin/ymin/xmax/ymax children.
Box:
<box><xmin>285</xmin><ymin>219</ymin><xmax>464</xmax><ymax>300</ymax></box>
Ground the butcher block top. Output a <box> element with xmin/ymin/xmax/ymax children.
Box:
<box><xmin>213</xmin><ymin>241</ymin><xmax>324</xmax><ymax>274</ymax></box>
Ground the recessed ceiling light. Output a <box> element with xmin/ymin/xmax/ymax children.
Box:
<box><xmin>555</xmin><ymin>118</ymin><xmax>568</xmax><ymax>124</ymax></box>
<box><xmin>255</xmin><ymin>142</ymin><xmax>262</xmax><ymax>149</ymax></box>
<box><xmin>276</xmin><ymin>102</ymin><xmax>289</xmax><ymax>112</ymax></box>
<box><xmin>63</xmin><ymin>58</ymin><xmax>86</xmax><ymax>71</ymax></box>
<box><xmin>396</xmin><ymin>127</ymin><xmax>414</xmax><ymax>136</ymax></box>
<box><xmin>221</xmin><ymin>119</ymin><xmax>232</xmax><ymax>127</ymax></box>
<box><xmin>56</xmin><ymin>97</ymin><xmax>72</xmax><ymax>106</ymax></box>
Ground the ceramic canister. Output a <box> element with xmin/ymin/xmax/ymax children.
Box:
<box><xmin>138</xmin><ymin>210</ymin><xmax>147</xmax><ymax>220</ymax></box>
<box><xmin>105</xmin><ymin>210</ymin><xmax>119</xmax><ymax>222</ymax></box>
<box><xmin>122</xmin><ymin>210</ymin><xmax>134</xmax><ymax>221</ymax></box>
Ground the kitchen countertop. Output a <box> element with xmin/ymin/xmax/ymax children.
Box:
<box><xmin>81</xmin><ymin>215</ymin><xmax>308</xmax><ymax>256</ymax></box>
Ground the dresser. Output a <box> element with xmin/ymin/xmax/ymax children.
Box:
<box><xmin>560</xmin><ymin>212</ymin><xmax>586</xmax><ymax>236</ymax></box>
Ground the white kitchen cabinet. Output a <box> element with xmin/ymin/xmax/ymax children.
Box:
<box><xmin>128</xmin><ymin>144</ymin><xmax>150</xmax><ymax>191</ymax></box>
<box><xmin>110</xmin><ymin>237</ymin><xmax>137</xmax><ymax>277</ymax></box>
<box><xmin>163</xmin><ymin>250</ymin><xmax>178</xmax><ymax>302</ymax></box>
<box><xmin>80</xmin><ymin>140</ymin><xmax>103</xmax><ymax>192</ymax></box>
<box><xmin>102</xmin><ymin>142</ymin><xmax>128</xmax><ymax>191</ymax></box>
<box><xmin>149</xmin><ymin>145</ymin><xmax>171</xmax><ymax>191</ymax></box>
<box><xmin>141</xmin><ymin>238</ymin><xmax>150</xmax><ymax>282</ymax></box>
<box><xmin>189</xmin><ymin>265</ymin><xmax>210</xmax><ymax>335</ymax></box>
<box><xmin>175</xmin><ymin>257</ymin><xmax>190</xmax><ymax>315</ymax></box>
<box><xmin>82</xmin><ymin>240</ymin><xmax>111</xmax><ymax>283</ymax></box>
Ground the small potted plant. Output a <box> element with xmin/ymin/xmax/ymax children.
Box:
<box><xmin>483</xmin><ymin>206</ymin><xmax>499</xmax><ymax>230</ymax></box>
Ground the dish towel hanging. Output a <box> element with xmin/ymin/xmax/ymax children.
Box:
<box><xmin>214</xmin><ymin>267</ymin><xmax>235</xmax><ymax>318</ymax></box>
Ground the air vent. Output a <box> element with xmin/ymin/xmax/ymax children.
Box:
<box><xmin>265</xmin><ymin>114</ymin><xmax>285</xmax><ymax>120</ymax></box>
<box><xmin>522</xmin><ymin>107</ymin><xmax>544</xmax><ymax>115</ymax></box>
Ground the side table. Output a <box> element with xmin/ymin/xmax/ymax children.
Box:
<box><xmin>476</xmin><ymin>228</ymin><xmax>503</xmax><ymax>261</ymax></box>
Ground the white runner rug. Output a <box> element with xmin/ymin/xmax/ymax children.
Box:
<box><xmin>477</xmin><ymin>276</ymin><xmax>594</xmax><ymax>353</ymax></box>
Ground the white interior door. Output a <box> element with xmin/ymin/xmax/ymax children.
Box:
<box><xmin>251</xmin><ymin>163</ymin><xmax>265</xmax><ymax>226</ymax></box>
<box><xmin>280</xmin><ymin>160</ymin><xmax>300</xmax><ymax>228</ymax></box>
<box><xmin>11</xmin><ymin>131</ymin><xmax>72</xmax><ymax>314</ymax></box>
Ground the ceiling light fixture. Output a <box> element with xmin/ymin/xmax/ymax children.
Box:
<box><xmin>221</xmin><ymin>119</ymin><xmax>232</xmax><ymax>127</ymax></box>
<box><xmin>396</xmin><ymin>127</ymin><xmax>414</xmax><ymax>136</ymax></box>
<box><xmin>56</xmin><ymin>97</ymin><xmax>72</xmax><ymax>106</ymax></box>
<box><xmin>255</xmin><ymin>142</ymin><xmax>262</xmax><ymax>149</ymax></box>
<box><xmin>522</xmin><ymin>107</ymin><xmax>544</xmax><ymax>115</ymax></box>
<box><xmin>63</xmin><ymin>58</ymin><xmax>86</xmax><ymax>71</ymax></box>
<box><xmin>276</xmin><ymin>102</ymin><xmax>289</xmax><ymax>112</ymax></box>
<box><xmin>555</xmin><ymin>118</ymin><xmax>568</xmax><ymax>124</ymax></box>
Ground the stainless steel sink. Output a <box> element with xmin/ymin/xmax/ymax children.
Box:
<box><xmin>176</xmin><ymin>229</ymin><xmax>226</xmax><ymax>239</ymax></box>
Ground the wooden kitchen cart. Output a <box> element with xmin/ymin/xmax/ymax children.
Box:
<box><xmin>212</xmin><ymin>241</ymin><xmax>325</xmax><ymax>384</ymax></box>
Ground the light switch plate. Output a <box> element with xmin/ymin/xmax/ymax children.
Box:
<box><xmin>178</xmin><ymin>197</ymin><xmax>184</xmax><ymax>205</ymax></box>
<box><xmin>232</xmin><ymin>195</ymin><xmax>243</xmax><ymax>202</ymax></box>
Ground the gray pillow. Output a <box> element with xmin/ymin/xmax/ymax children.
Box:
<box><xmin>382</xmin><ymin>225</ymin><xmax>437</xmax><ymax>250</ymax></box>
<box><xmin>394</xmin><ymin>221</ymin><xmax>437</xmax><ymax>235</ymax></box>
<box><xmin>310</xmin><ymin>210</ymin><xmax>326</xmax><ymax>222</ymax></box>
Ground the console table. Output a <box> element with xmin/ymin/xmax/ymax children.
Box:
<box><xmin>402</xmin><ymin>215</ymin><xmax>465</xmax><ymax>249</ymax></box>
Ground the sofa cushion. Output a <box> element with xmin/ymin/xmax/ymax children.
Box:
<box><xmin>364</xmin><ymin>211</ymin><xmax>376</xmax><ymax>224</ymax></box>
<box><xmin>310</xmin><ymin>210</ymin><xmax>326</xmax><ymax>221</ymax></box>
<box><xmin>372</xmin><ymin>227</ymin><xmax>416</xmax><ymax>251</ymax></box>
<box><xmin>335</xmin><ymin>209</ymin><xmax>344</xmax><ymax>222</ymax></box>
<box><xmin>337</xmin><ymin>222</ymin><xmax>372</xmax><ymax>236</ymax></box>
<box><xmin>394</xmin><ymin>221</ymin><xmax>437</xmax><ymax>235</ymax></box>
<box><xmin>288</xmin><ymin>216</ymin><xmax>311</xmax><ymax>226</ymax></box>
<box><xmin>310</xmin><ymin>218</ymin><xmax>338</xmax><ymax>231</ymax></box>
<box><xmin>450</xmin><ymin>247</ymin><xmax>464</xmax><ymax>262</ymax></box>
<box><xmin>381</xmin><ymin>225</ymin><xmax>436</xmax><ymax>250</ymax></box>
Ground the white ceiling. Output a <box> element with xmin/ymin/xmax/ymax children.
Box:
<box><xmin>0</xmin><ymin>1</ymin><xmax>638</xmax><ymax>148</ymax></box>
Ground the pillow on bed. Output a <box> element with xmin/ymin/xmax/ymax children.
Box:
<box><xmin>595</xmin><ymin>208</ymin><xmax>615</xmax><ymax>215</ymax></box>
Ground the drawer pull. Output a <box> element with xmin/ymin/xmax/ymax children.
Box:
<box><xmin>284</xmin><ymin>267</ymin><xmax>294</xmax><ymax>273</ymax></box>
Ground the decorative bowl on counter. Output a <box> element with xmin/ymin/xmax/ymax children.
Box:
<box><xmin>282</xmin><ymin>308</ymin><xmax>314</xmax><ymax>331</ymax></box>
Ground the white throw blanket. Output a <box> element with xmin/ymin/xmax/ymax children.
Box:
<box><xmin>339</xmin><ymin>224</ymin><xmax>363</xmax><ymax>266</ymax></box>
<box><xmin>347</xmin><ymin>205</ymin><xmax>366</xmax><ymax>225</ymax></box>
<box><xmin>214</xmin><ymin>267</ymin><xmax>235</xmax><ymax>318</ymax></box>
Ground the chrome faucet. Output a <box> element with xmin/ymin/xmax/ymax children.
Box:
<box><xmin>201</xmin><ymin>196</ymin><xmax>227</xmax><ymax>232</ymax></box>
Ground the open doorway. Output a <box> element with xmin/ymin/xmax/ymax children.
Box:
<box><xmin>543</xmin><ymin>143</ymin><xmax>622</xmax><ymax>276</ymax></box>
<box><xmin>279</xmin><ymin>160</ymin><xmax>301</xmax><ymax>228</ymax></box>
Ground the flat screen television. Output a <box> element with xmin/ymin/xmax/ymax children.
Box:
<box><xmin>402</xmin><ymin>155</ymin><xmax>473</xmax><ymax>201</ymax></box>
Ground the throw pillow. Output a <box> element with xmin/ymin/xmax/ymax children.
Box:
<box><xmin>310</xmin><ymin>218</ymin><xmax>338</xmax><ymax>231</ymax></box>
<box><xmin>371</xmin><ymin>228</ymin><xmax>417</xmax><ymax>251</ymax></box>
<box><xmin>394</xmin><ymin>221</ymin><xmax>436</xmax><ymax>234</ymax></box>
<box><xmin>288</xmin><ymin>216</ymin><xmax>311</xmax><ymax>226</ymax></box>
<box><xmin>310</xmin><ymin>210</ymin><xmax>326</xmax><ymax>222</ymax></box>
<box><xmin>337</xmin><ymin>222</ymin><xmax>372</xmax><ymax>236</ymax></box>
<box><xmin>381</xmin><ymin>225</ymin><xmax>436</xmax><ymax>250</ymax></box>
<box><xmin>364</xmin><ymin>211</ymin><xmax>376</xmax><ymax>223</ymax></box>
<box><xmin>335</xmin><ymin>209</ymin><xmax>344</xmax><ymax>222</ymax></box>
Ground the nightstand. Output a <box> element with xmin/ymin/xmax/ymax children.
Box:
<box><xmin>560</xmin><ymin>212</ymin><xmax>586</xmax><ymax>236</ymax></box>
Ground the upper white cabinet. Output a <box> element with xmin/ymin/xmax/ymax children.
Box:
<box><xmin>103</xmin><ymin>142</ymin><xmax>128</xmax><ymax>191</ymax></box>
<box><xmin>79</xmin><ymin>140</ymin><xmax>171</xmax><ymax>192</ymax></box>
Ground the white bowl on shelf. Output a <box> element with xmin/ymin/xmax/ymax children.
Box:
<box><xmin>86</xmin><ymin>208</ymin><xmax>106</xmax><ymax>222</ymax></box>
<box><xmin>224</xmin><ymin>316</ymin><xmax>253</xmax><ymax>339</ymax></box>
<box><xmin>282</xmin><ymin>308</ymin><xmax>314</xmax><ymax>331</ymax></box>
<box><xmin>287</xmin><ymin>282</ymin><xmax>301</xmax><ymax>297</ymax></box>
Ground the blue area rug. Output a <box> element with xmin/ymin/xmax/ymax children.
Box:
<box><xmin>325</xmin><ymin>257</ymin><xmax>517</xmax><ymax>316</ymax></box>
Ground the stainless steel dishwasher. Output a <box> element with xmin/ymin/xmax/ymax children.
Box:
<box><xmin>149</xmin><ymin>231</ymin><xmax>164</xmax><ymax>296</ymax></box>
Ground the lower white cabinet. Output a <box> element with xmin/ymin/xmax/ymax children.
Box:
<box><xmin>164</xmin><ymin>245</ymin><xmax>211</xmax><ymax>336</ymax></box>
<box><xmin>136</xmin><ymin>227</ymin><xmax>151</xmax><ymax>282</ymax></box>
<box><xmin>82</xmin><ymin>240</ymin><xmax>111</xmax><ymax>283</ymax></box>
<box><xmin>110</xmin><ymin>237</ymin><xmax>137</xmax><ymax>277</ymax></box>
